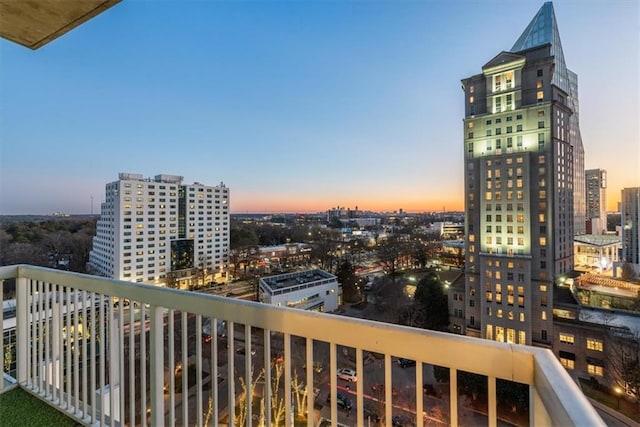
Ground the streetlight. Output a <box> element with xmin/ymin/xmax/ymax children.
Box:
<box><xmin>614</xmin><ymin>386</ymin><xmax>622</xmax><ymax>409</ymax></box>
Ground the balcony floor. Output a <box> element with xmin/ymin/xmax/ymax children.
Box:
<box><xmin>0</xmin><ymin>387</ymin><xmax>77</xmax><ymax>427</ymax></box>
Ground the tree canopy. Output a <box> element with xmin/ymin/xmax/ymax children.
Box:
<box><xmin>410</xmin><ymin>272</ymin><xmax>449</xmax><ymax>331</ymax></box>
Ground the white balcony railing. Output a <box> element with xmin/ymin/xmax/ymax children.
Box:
<box><xmin>1</xmin><ymin>265</ymin><xmax>604</xmax><ymax>426</ymax></box>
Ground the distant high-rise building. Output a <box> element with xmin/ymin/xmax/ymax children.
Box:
<box><xmin>460</xmin><ymin>2</ymin><xmax>581</xmax><ymax>346</ymax></box>
<box><xmin>568</xmin><ymin>70</ymin><xmax>586</xmax><ymax>235</ymax></box>
<box><xmin>89</xmin><ymin>173</ymin><xmax>230</xmax><ymax>286</ymax></box>
<box><xmin>620</xmin><ymin>187</ymin><xmax>640</xmax><ymax>268</ymax></box>
<box><xmin>585</xmin><ymin>169</ymin><xmax>607</xmax><ymax>234</ymax></box>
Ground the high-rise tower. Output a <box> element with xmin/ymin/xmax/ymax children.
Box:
<box><xmin>585</xmin><ymin>169</ymin><xmax>607</xmax><ymax>234</ymax></box>
<box><xmin>621</xmin><ymin>187</ymin><xmax>640</xmax><ymax>269</ymax></box>
<box><xmin>461</xmin><ymin>2</ymin><xmax>581</xmax><ymax>346</ymax></box>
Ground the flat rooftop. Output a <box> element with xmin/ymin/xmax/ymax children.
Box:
<box><xmin>573</xmin><ymin>234</ymin><xmax>621</xmax><ymax>246</ymax></box>
<box><xmin>260</xmin><ymin>269</ymin><xmax>336</xmax><ymax>293</ymax></box>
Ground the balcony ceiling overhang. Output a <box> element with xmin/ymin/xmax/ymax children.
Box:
<box><xmin>0</xmin><ymin>0</ymin><xmax>121</xmax><ymax>50</ymax></box>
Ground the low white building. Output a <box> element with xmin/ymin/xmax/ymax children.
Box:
<box><xmin>259</xmin><ymin>269</ymin><xmax>340</xmax><ymax>312</ymax></box>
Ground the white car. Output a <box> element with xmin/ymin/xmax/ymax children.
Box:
<box><xmin>337</xmin><ymin>368</ymin><xmax>357</xmax><ymax>382</ymax></box>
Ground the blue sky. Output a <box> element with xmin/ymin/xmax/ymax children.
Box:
<box><xmin>1</xmin><ymin>0</ymin><xmax>638</xmax><ymax>214</ymax></box>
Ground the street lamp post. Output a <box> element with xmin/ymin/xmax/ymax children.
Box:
<box><xmin>614</xmin><ymin>386</ymin><xmax>622</xmax><ymax>409</ymax></box>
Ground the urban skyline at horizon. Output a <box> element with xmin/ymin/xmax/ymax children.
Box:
<box><xmin>1</xmin><ymin>0</ymin><xmax>638</xmax><ymax>215</ymax></box>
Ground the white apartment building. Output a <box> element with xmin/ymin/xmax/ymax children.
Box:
<box><xmin>259</xmin><ymin>269</ymin><xmax>341</xmax><ymax>312</ymax></box>
<box><xmin>89</xmin><ymin>173</ymin><xmax>230</xmax><ymax>286</ymax></box>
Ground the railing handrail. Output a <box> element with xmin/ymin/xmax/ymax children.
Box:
<box><xmin>1</xmin><ymin>264</ymin><xmax>605</xmax><ymax>426</ymax></box>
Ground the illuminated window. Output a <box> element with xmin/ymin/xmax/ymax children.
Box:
<box><xmin>539</xmin><ymin>236</ymin><xmax>547</xmax><ymax>246</ymax></box>
<box><xmin>587</xmin><ymin>364</ymin><xmax>603</xmax><ymax>377</ymax></box>
<box><xmin>519</xmin><ymin>312</ymin><xmax>525</xmax><ymax>322</ymax></box>
<box><xmin>537</xmin><ymin>91</ymin><xmax>544</xmax><ymax>101</ymax></box>
<box><xmin>560</xmin><ymin>357</ymin><xmax>575</xmax><ymax>370</ymax></box>
<box><xmin>518</xmin><ymin>331</ymin><xmax>526</xmax><ymax>344</ymax></box>
<box><xmin>469</xmin><ymin>96</ymin><xmax>474</xmax><ymax>104</ymax></box>
<box><xmin>541</xmin><ymin>311</ymin><xmax>547</xmax><ymax>320</ymax></box>
<box><xmin>586</xmin><ymin>339</ymin><xmax>603</xmax><ymax>352</ymax></box>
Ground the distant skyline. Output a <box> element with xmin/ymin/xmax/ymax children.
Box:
<box><xmin>1</xmin><ymin>0</ymin><xmax>638</xmax><ymax>215</ymax></box>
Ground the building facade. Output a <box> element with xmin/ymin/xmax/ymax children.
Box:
<box><xmin>620</xmin><ymin>188</ymin><xmax>640</xmax><ymax>267</ymax></box>
<box><xmin>573</xmin><ymin>235</ymin><xmax>620</xmax><ymax>273</ymax></box>
<box><xmin>89</xmin><ymin>173</ymin><xmax>230</xmax><ymax>286</ymax></box>
<box><xmin>461</xmin><ymin>2</ymin><xmax>582</xmax><ymax>346</ymax></box>
<box><xmin>585</xmin><ymin>169</ymin><xmax>607</xmax><ymax>235</ymax></box>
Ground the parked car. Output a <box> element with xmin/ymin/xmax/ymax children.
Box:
<box><xmin>336</xmin><ymin>368</ymin><xmax>357</xmax><ymax>382</ymax></box>
<box><xmin>397</xmin><ymin>358</ymin><xmax>416</xmax><ymax>368</ymax></box>
<box><xmin>325</xmin><ymin>392</ymin><xmax>353</xmax><ymax>410</ymax></box>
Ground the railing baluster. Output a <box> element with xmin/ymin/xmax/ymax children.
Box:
<box><xmin>82</xmin><ymin>290</ymin><xmax>88</xmax><ymax>420</ymax></box>
<box><xmin>31</xmin><ymin>279</ymin><xmax>37</xmax><ymax>389</ymax></box>
<box><xmin>109</xmin><ymin>297</ymin><xmax>115</xmax><ymax>427</ymax></box>
<box><xmin>284</xmin><ymin>333</ymin><xmax>292</xmax><ymax>427</ymax></box>
<box><xmin>182</xmin><ymin>311</ymin><xmax>188</xmax><ymax>426</ymax></box>
<box><xmin>141</xmin><ymin>304</ymin><xmax>147</xmax><ymax>427</ymax></box>
<box><xmin>66</xmin><ymin>286</ymin><xmax>72</xmax><ymax>410</ymax></box>
<box><xmin>385</xmin><ymin>353</ymin><xmax>392</xmax><ymax>423</ymax></box>
<box><xmin>450</xmin><ymin>367</ymin><xmax>458</xmax><ymax>427</ymax></box>
<box><xmin>52</xmin><ymin>283</ymin><xmax>60</xmax><ymax>404</ymax></box>
<box><xmin>416</xmin><ymin>360</ymin><xmax>424</xmax><ymax>427</ymax></box>
<box><xmin>74</xmin><ymin>290</ymin><xmax>80</xmax><ymax>416</ymax></box>
<box><xmin>212</xmin><ymin>317</ymin><xmax>219</xmax><ymax>427</ymax></box>
<box><xmin>263</xmin><ymin>328</ymin><xmax>271</xmax><ymax>427</ymax></box>
<box><xmin>169</xmin><ymin>309</ymin><xmax>175</xmax><ymax>427</ymax></box>
<box><xmin>305</xmin><ymin>337</ymin><xmax>313</xmax><ymax>427</ymax></box>
<box><xmin>0</xmin><ymin>278</ymin><xmax>3</xmax><ymax>393</ymax></box>
<box><xmin>90</xmin><ymin>291</ymin><xmax>96</xmax><ymax>423</ymax></box>
<box><xmin>128</xmin><ymin>298</ymin><xmax>135</xmax><ymax>426</ymax></box>
<box><xmin>150</xmin><ymin>305</ymin><xmax>165</xmax><ymax>427</ymax></box>
<box><xmin>227</xmin><ymin>321</ymin><xmax>235</xmax><ymax>427</ymax></box>
<box><xmin>329</xmin><ymin>342</ymin><xmax>337</xmax><ymax>424</ymax></box>
<box><xmin>16</xmin><ymin>276</ymin><xmax>28</xmax><ymax>387</ymax></box>
<box><xmin>355</xmin><ymin>347</ymin><xmax>363</xmax><ymax>427</ymax></box>
<box><xmin>39</xmin><ymin>281</ymin><xmax>45</xmax><ymax>395</ymax></box>
<box><xmin>100</xmin><ymin>293</ymin><xmax>106</xmax><ymax>426</ymax></box>
<box><xmin>244</xmin><ymin>325</ymin><xmax>252</xmax><ymax>427</ymax></box>
<box><xmin>45</xmin><ymin>281</ymin><xmax>51</xmax><ymax>398</ymax></box>
<box><xmin>119</xmin><ymin>299</ymin><xmax>125</xmax><ymax>426</ymax></box>
<box><xmin>196</xmin><ymin>314</ymin><xmax>203</xmax><ymax>427</ymax></box>
<box><xmin>488</xmin><ymin>376</ymin><xmax>497</xmax><ymax>427</ymax></box>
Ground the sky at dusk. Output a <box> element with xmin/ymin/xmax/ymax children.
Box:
<box><xmin>1</xmin><ymin>0</ymin><xmax>638</xmax><ymax>214</ymax></box>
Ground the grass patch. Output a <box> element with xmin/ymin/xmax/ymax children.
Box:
<box><xmin>579</xmin><ymin>378</ymin><xmax>639</xmax><ymax>421</ymax></box>
<box><xmin>0</xmin><ymin>387</ymin><xmax>79</xmax><ymax>427</ymax></box>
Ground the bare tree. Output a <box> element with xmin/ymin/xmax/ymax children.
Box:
<box><xmin>377</xmin><ymin>236</ymin><xmax>407</xmax><ymax>279</ymax></box>
<box><xmin>235</xmin><ymin>366</ymin><xmax>265</xmax><ymax>426</ymax></box>
<box><xmin>607</xmin><ymin>327</ymin><xmax>640</xmax><ymax>416</ymax></box>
